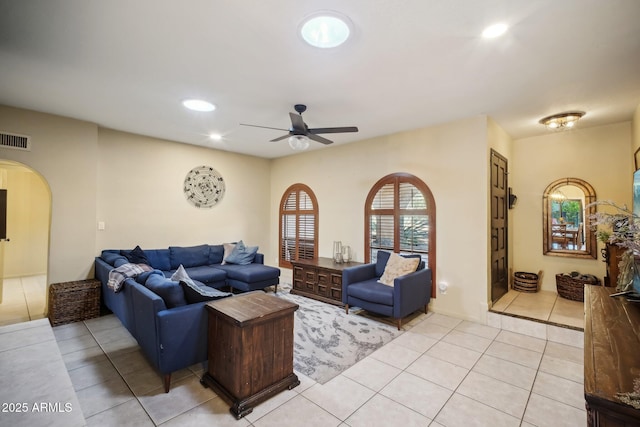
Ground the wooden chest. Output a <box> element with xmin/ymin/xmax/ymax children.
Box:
<box><xmin>201</xmin><ymin>292</ymin><xmax>299</xmax><ymax>419</ymax></box>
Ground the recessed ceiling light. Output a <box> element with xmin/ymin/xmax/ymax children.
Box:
<box><xmin>299</xmin><ymin>11</ymin><xmax>352</xmax><ymax>48</ymax></box>
<box><xmin>209</xmin><ymin>133</ymin><xmax>222</xmax><ymax>141</ymax></box>
<box><xmin>482</xmin><ymin>23</ymin><xmax>508</xmax><ymax>38</ymax></box>
<box><xmin>183</xmin><ymin>99</ymin><xmax>216</xmax><ymax>112</ymax></box>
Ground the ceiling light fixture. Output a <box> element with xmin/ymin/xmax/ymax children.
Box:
<box><xmin>539</xmin><ymin>111</ymin><xmax>586</xmax><ymax>130</ymax></box>
<box><xmin>482</xmin><ymin>23</ymin><xmax>508</xmax><ymax>38</ymax></box>
<box><xmin>183</xmin><ymin>99</ymin><xmax>216</xmax><ymax>112</ymax></box>
<box><xmin>288</xmin><ymin>135</ymin><xmax>310</xmax><ymax>151</ymax></box>
<box><xmin>299</xmin><ymin>11</ymin><xmax>352</xmax><ymax>48</ymax></box>
<box><xmin>209</xmin><ymin>133</ymin><xmax>222</xmax><ymax>141</ymax></box>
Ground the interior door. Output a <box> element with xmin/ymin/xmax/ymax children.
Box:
<box><xmin>490</xmin><ymin>149</ymin><xmax>509</xmax><ymax>303</ymax></box>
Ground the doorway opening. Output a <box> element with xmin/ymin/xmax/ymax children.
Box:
<box><xmin>0</xmin><ymin>160</ymin><xmax>51</xmax><ymax>326</ymax></box>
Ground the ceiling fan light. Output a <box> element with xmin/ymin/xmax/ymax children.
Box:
<box><xmin>288</xmin><ymin>135</ymin><xmax>310</xmax><ymax>151</ymax></box>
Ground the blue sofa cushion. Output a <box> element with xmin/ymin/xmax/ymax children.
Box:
<box><xmin>144</xmin><ymin>272</ymin><xmax>186</xmax><ymax>308</ymax></box>
<box><xmin>120</xmin><ymin>245</ymin><xmax>150</xmax><ymax>265</ymax></box>
<box><xmin>169</xmin><ymin>245</ymin><xmax>210</xmax><ymax>268</ymax></box>
<box><xmin>348</xmin><ymin>279</ymin><xmax>394</xmax><ymax>306</ymax></box>
<box><xmin>144</xmin><ymin>249</ymin><xmax>171</xmax><ymax>271</ymax></box>
<box><xmin>375</xmin><ymin>251</ymin><xmax>392</xmax><ymax>277</ymax></box>
<box><xmin>164</xmin><ymin>265</ymin><xmax>227</xmax><ymax>284</ymax></box>
<box><xmin>136</xmin><ymin>268</ymin><xmax>164</xmax><ymax>284</ymax></box>
<box><xmin>180</xmin><ymin>279</ymin><xmax>232</xmax><ymax>304</ymax></box>
<box><xmin>214</xmin><ymin>263</ymin><xmax>280</xmax><ymax>282</ymax></box>
<box><xmin>101</xmin><ymin>251</ymin><xmax>128</xmax><ymax>266</ymax></box>
<box><xmin>224</xmin><ymin>240</ymin><xmax>258</xmax><ymax>265</ymax></box>
<box><xmin>208</xmin><ymin>245</ymin><xmax>224</xmax><ymax>265</ymax></box>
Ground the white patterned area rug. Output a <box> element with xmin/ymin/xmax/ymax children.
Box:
<box><xmin>274</xmin><ymin>284</ymin><xmax>403</xmax><ymax>384</ymax></box>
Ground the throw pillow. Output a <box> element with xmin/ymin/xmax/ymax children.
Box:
<box><xmin>120</xmin><ymin>245</ymin><xmax>149</xmax><ymax>265</ymax></box>
<box><xmin>144</xmin><ymin>272</ymin><xmax>187</xmax><ymax>308</ymax></box>
<box><xmin>180</xmin><ymin>279</ymin><xmax>232</xmax><ymax>304</ymax></box>
<box><xmin>225</xmin><ymin>240</ymin><xmax>258</xmax><ymax>265</ymax></box>
<box><xmin>378</xmin><ymin>253</ymin><xmax>420</xmax><ymax>286</ymax></box>
<box><xmin>221</xmin><ymin>242</ymin><xmax>236</xmax><ymax>265</ymax></box>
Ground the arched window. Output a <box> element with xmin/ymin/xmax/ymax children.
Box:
<box><xmin>365</xmin><ymin>173</ymin><xmax>436</xmax><ymax>296</ymax></box>
<box><xmin>279</xmin><ymin>183</ymin><xmax>318</xmax><ymax>269</ymax></box>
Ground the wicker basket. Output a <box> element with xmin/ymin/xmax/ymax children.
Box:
<box><xmin>513</xmin><ymin>271</ymin><xmax>542</xmax><ymax>293</ymax></box>
<box><xmin>555</xmin><ymin>274</ymin><xmax>601</xmax><ymax>302</ymax></box>
<box><xmin>48</xmin><ymin>279</ymin><xmax>101</xmax><ymax>326</ymax></box>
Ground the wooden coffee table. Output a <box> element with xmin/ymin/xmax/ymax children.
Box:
<box><xmin>201</xmin><ymin>291</ymin><xmax>299</xmax><ymax>419</ymax></box>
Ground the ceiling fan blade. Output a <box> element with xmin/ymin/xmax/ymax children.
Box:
<box><xmin>307</xmin><ymin>133</ymin><xmax>333</xmax><ymax>145</ymax></box>
<box><xmin>308</xmin><ymin>126</ymin><xmax>359</xmax><ymax>134</ymax></box>
<box><xmin>240</xmin><ymin>123</ymin><xmax>289</xmax><ymax>132</ymax></box>
<box><xmin>289</xmin><ymin>112</ymin><xmax>307</xmax><ymax>132</ymax></box>
<box><xmin>270</xmin><ymin>134</ymin><xmax>291</xmax><ymax>142</ymax></box>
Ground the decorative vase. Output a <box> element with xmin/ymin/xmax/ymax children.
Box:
<box><xmin>342</xmin><ymin>246</ymin><xmax>351</xmax><ymax>262</ymax></box>
<box><xmin>333</xmin><ymin>241</ymin><xmax>343</xmax><ymax>263</ymax></box>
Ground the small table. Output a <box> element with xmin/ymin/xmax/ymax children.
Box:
<box><xmin>201</xmin><ymin>292</ymin><xmax>299</xmax><ymax>419</ymax></box>
<box><xmin>291</xmin><ymin>257</ymin><xmax>363</xmax><ymax>305</ymax></box>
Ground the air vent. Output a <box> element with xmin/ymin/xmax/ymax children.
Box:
<box><xmin>0</xmin><ymin>131</ymin><xmax>31</xmax><ymax>151</ymax></box>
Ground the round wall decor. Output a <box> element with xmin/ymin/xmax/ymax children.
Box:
<box><xmin>183</xmin><ymin>165</ymin><xmax>225</xmax><ymax>208</ymax></box>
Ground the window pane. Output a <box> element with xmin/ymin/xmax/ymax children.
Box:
<box><xmin>283</xmin><ymin>193</ymin><xmax>297</xmax><ymax>211</ymax></box>
<box><xmin>399</xmin><ymin>215</ymin><xmax>429</xmax><ymax>253</ymax></box>
<box><xmin>371</xmin><ymin>183</ymin><xmax>394</xmax><ymax>210</ymax></box>
<box><xmin>399</xmin><ymin>182</ymin><xmax>426</xmax><ymax>209</ymax></box>
<box><xmin>299</xmin><ymin>190</ymin><xmax>313</xmax><ymax>210</ymax></box>
<box><xmin>298</xmin><ymin>214</ymin><xmax>315</xmax><ymax>259</ymax></box>
<box><xmin>370</xmin><ymin>215</ymin><xmax>394</xmax><ymax>250</ymax></box>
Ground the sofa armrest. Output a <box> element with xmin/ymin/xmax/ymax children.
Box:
<box><xmin>393</xmin><ymin>268</ymin><xmax>432</xmax><ymax>318</ymax></box>
<box><xmin>253</xmin><ymin>253</ymin><xmax>265</xmax><ymax>264</ymax></box>
<box><xmin>156</xmin><ymin>302</ymin><xmax>209</xmax><ymax>374</ymax></box>
<box><xmin>342</xmin><ymin>264</ymin><xmax>378</xmax><ymax>304</ymax></box>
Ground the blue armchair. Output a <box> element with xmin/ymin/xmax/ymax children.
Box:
<box><xmin>342</xmin><ymin>251</ymin><xmax>432</xmax><ymax>330</ymax></box>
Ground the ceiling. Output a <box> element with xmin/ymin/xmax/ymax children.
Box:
<box><xmin>1</xmin><ymin>0</ymin><xmax>639</xmax><ymax>159</ymax></box>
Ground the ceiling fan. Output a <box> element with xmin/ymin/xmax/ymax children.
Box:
<box><xmin>240</xmin><ymin>104</ymin><xmax>358</xmax><ymax>149</ymax></box>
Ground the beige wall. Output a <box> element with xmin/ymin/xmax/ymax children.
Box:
<box><xmin>271</xmin><ymin>116</ymin><xmax>492</xmax><ymax>322</ymax></box>
<box><xmin>634</xmin><ymin>104</ymin><xmax>640</xmax><ymax>151</ymax></box>
<box><xmin>511</xmin><ymin>122</ymin><xmax>632</xmax><ymax>291</ymax></box>
<box><xmin>0</xmin><ymin>165</ymin><xmax>50</xmax><ymax>277</ymax></box>
<box><xmin>0</xmin><ymin>106</ymin><xmax>274</xmax><ymax>287</ymax></box>
<box><xmin>96</xmin><ymin>128</ymin><xmax>272</xmax><ymax>256</ymax></box>
<box><xmin>0</xmin><ymin>106</ymin><xmax>98</xmax><ymax>283</ymax></box>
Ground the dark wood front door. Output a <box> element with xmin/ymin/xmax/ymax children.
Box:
<box><xmin>490</xmin><ymin>149</ymin><xmax>509</xmax><ymax>303</ymax></box>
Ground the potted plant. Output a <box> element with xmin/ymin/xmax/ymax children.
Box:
<box><xmin>590</xmin><ymin>201</ymin><xmax>640</xmax><ymax>291</ymax></box>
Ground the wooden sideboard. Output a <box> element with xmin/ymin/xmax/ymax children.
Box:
<box><xmin>585</xmin><ymin>286</ymin><xmax>640</xmax><ymax>426</ymax></box>
<box><xmin>290</xmin><ymin>257</ymin><xmax>363</xmax><ymax>305</ymax></box>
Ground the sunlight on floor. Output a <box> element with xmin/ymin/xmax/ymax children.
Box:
<box><xmin>491</xmin><ymin>289</ymin><xmax>584</xmax><ymax>330</ymax></box>
<box><xmin>0</xmin><ymin>275</ymin><xmax>47</xmax><ymax>326</ymax></box>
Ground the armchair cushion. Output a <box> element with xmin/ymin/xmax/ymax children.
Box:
<box><xmin>347</xmin><ymin>279</ymin><xmax>394</xmax><ymax>306</ymax></box>
<box><xmin>378</xmin><ymin>253</ymin><xmax>420</xmax><ymax>286</ymax></box>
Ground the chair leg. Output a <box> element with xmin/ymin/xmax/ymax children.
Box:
<box><xmin>164</xmin><ymin>374</ymin><xmax>171</xmax><ymax>393</ymax></box>
<box><xmin>345</xmin><ymin>304</ymin><xmax>349</xmax><ymax>314</ymax></box>
<box><xmin>396</xmin><ymin>318</ymin><xmax>402</xmax><ymax>330</ymax></box>
<box><xmin>424</xmin><ymin>304</ymin><xmax>428</xmax><ymax>314</ymax></box>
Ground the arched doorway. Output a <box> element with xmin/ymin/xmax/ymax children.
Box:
<box><xmin>0</xmin><ymin>160</ymin><xmax>51</xmax><ymax>326</ymax></box>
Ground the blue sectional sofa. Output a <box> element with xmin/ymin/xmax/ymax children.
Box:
<box><xmin>94</xmin><ymin>243</ymin><xmax>280</xmax><ymax>392</ymax></box>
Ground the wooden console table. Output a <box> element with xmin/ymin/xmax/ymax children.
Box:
<box><xmin>585</xmin><ymin>286</ymin><xmax>640</xmax><ymax>426</ymax></box>
<box><xmin>201</xmin><ymin>292</ymin><xmax>299</xmax><ymax>419</ymax></box>
<box><xmin>291</xmin><ymin>257</ymin><xmax>363</xmax><ymax>305</ymax></box>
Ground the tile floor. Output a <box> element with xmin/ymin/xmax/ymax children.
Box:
<box><xmin>0</xmin><ymin>275</ymin><xmax>47</xmax><ymax>326</ymax></box>
<box><xmin>45</xmin><ymin>309</ymin><xmax>585</xmax><ymax>426</ymax></box>
<box><xmin>491</xmin><ymin>289</ymin><xmax>584</xmax><ymax>330</ymax></box>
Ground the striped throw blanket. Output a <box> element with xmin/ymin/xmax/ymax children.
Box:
<box><xmin>107</xmin><ymin>263</ymin><xmax>153</xmax><ymax>293</ymax></box>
